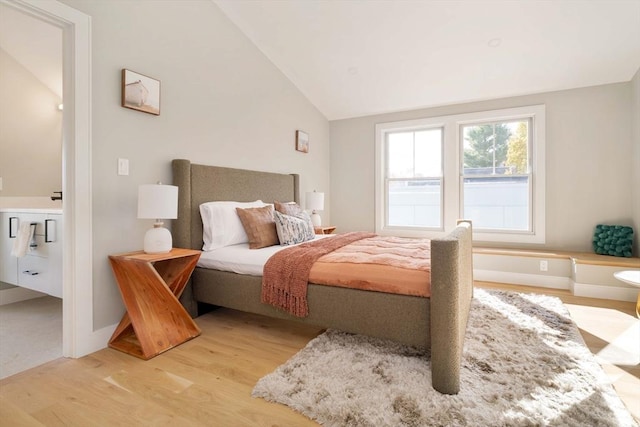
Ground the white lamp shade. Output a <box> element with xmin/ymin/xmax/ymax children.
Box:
<box><xmin>306</xmin><ymin>191</ymin><xmax>324</xmax><ymax>211</ymax></box>
<box><xmin>138</xmin><ymin>184</ymin><xmax>178</xmax><ymax>219</ymax></box>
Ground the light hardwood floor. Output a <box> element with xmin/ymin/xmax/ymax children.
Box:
<box><xmin>0</xmin><ymin>282</ymin><xmax>638</xmax><ymax>426</ymax></box>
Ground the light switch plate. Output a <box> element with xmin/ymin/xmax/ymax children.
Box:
<box><xmin>118</xmin><ymin>158</ymin><xmax>129</xmax><ymax>176</ymax></box>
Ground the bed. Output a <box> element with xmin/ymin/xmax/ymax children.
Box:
<box><xmin>171</xmin><ymin>159</ymin><xmax>474</xmax><ymax>394</ymax></box>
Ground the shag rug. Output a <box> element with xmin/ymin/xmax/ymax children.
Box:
<box><xmin>253</xmin><ymin>289</ymin><xmax>638</xmax><ymax>426</ymax></box>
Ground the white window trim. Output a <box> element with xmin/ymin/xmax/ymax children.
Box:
<box><xmin>376</xmin><ymin>118</ymin><xmax>448</xmax><ymax>239</ymax></box>
<box><xmin>375</xmin><ymin>105</ymin><xmax>546</xmax><ymax>244</ymax></box>
<box><xmin>384</xmin><ymin>125</ymin><xmax>445</xmax><ymax>232</ymax></box>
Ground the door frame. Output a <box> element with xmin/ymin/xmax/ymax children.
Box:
<box><xmin>3</xmin><ymin>0</ymin><xmax>94</xmax><ymax>357</ymax></box>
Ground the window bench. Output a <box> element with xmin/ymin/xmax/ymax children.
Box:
<box><xmin>473</xmin><ymin>247</ymin><xmax>640</xmax><ymax>302</ymax></box>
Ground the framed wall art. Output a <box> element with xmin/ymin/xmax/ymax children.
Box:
<box><xmin>296</xmin><ymin>130</ymin><xmax>309</xmax><ymax>153</ymax></box>
<box><xmin>121</xmin><ymin>69</ymin><xmax>160</xmax><ymax>115</ymax></box>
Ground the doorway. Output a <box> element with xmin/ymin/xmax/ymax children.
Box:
<box><xmin>0</xmin><ymin>0</ymin><xmax>93</xmax><ymax>361</ymax></box>
<box><xmin>0</xmin><ymin>2</ymin><xmax>63</xmax><ymax>377</ymax></box>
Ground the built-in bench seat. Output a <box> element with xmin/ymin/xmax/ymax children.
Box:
<box><xmin>472</xmin><ymin>247</ymin><xmax>640</xmax><ymax>302</ymax></box>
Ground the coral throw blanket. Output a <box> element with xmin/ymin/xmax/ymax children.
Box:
<box><xmin>262</xmin><ymin>232</ymin><xmax>375</xmax><ymax>317</ymax></box>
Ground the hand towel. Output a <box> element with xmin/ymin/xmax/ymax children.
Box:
<box><xmin>11</xmin><ymin>222</ymin><xmax>35</xmax><ymax>258</ymax></box>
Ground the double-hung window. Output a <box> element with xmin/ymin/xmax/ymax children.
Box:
<box><xmin>386</xmin><ymin>128</ymin><xmax>443</xmax><ymax>229</ymax></box>
<box><xmin>375</xmin><ymin>105</ymin><xmax>545</xmax><ymax>244</ymax></box>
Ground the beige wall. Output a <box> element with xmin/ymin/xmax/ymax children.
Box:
<box><xmin>59</xmin><ymin>0</ymin><xmax>330</xmax><ymax>330</ymax></box>
<box><xmin>330</xmin><ymin>83</ymin><xmax>635</xmax><ymax>252</ymax></box>
<box><xmin>632</xmin><ymin>68</ymin><xmax>640</xmax><ymax>256</ymax></box>
<box><xmin>0</xmin><ymin>48</ymin><xmax>62</xmax><ymax>197</ymax></box>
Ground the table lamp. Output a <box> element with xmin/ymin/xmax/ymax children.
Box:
<box><xmin>306</xmin><ymin>191</ymin><xmax>324</xmax><ymax>227</ymax></box>
<box><xmin>138</xmin><ymin>183</ymin><xmax>178</xmax><ymax>253</ymax></box>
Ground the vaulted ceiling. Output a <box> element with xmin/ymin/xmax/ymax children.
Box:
<box><xmin>0</xmin><ymin>3</ymin><xmax>62</xmax><ymax>98</ymax></box>
<box><xmin>2</xmin><ymin>1</ymin><xmax>638</xmax><ymax>122</ymax></box>
<box><xmin>214</xmin><ymin>0</ymin><xmax>640</xmax><ymax>120</ymax></box>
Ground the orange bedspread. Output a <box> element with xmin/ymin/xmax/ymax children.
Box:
<box><xmin>262</xmin><ymin>232</ymin><xmax>375</xmax><ymax>317</ymax></box>
<box><xmin>308</xmin><ymin>235</ymin><xmax>432</xmax><ymax>298</ymax></box>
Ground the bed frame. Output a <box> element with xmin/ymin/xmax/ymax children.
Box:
<box><xmin>172</xmin><ymin>159</ymin><xmax>473</xmax><ymax>394</ymax></box>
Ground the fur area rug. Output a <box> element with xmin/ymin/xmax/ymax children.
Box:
<box><xmin>253</xmin><ymin>289</ymin><xmax>637</xmax><ymax>426</ymax></box>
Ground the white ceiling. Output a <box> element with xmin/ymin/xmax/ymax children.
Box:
<box><xmin>0</xmin><ymin>3</ymin><xmax>62</xmax><ymax>98</ymax></box>
<box><xmin>214</xmin><ymin>0</ymin><xmax>640</xmax><ymax>120</ymax></box>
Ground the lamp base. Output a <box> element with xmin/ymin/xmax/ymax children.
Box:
<box><xmin>310</xmin><ymin>212</ymin><xmax>322</xmax><ymax>227</ymax></box>
<box><xmin>143</xmin><ymin>223</ymin><xmax>172</xmax><ymax>254</ymax></box>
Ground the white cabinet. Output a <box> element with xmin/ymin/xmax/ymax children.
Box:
<box><xmin>0</xmin><ymin>211</ymin><xmax>62</xmax><ymax>298</ymax></box>
<box><xmin>0</xmin><ymin>213</ymin><xmax>18</xmax><ymax>284</ymax></box>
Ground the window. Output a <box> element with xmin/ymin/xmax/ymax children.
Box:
<box><xmin>386</xmin><ymin>128</ymin><xmax>443</xmax><ymax>229</ymax></box>
<box><xmin>375</xmin><ymin>105</ymin><xmax>545</xmax><ymax>244</ymax></box>
<box><xmin>461</xmin><ymin>119</ymin><xmax>531</xmax><ymax>232</ymax></box>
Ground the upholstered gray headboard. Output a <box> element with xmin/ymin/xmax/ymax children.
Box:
<box><xmin>171</xmin><ymin>159</ymin><xmax>299</xmax><ymax>250</ymax></box>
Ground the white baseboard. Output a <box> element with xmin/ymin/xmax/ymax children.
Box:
<box><xmin>572</xmin><ymin>282</ymin><xmax>637</xmax><ymax>302</ymax></box>
<box><xmin>84</xmin><ymin>324</ymin><xmax>117</xmax><ymax>356</ymax></box>
<box><xmin>65</xmin><ymin>323</ymin><xmax>116</xmax><ymax>358</ymax></box>
<box><xmin>474</xmin><ymin>269</ymin><xmax>571</xmax><ymax>290</ymax></box>
<box><xmin>475</xmin><ymin>269</ymin><xmax>637</xmax><ymax>302</ymax></box>
<box><xmin>0</xmin><ymin>286</ymin><xmax>47</xmax><ymax>306</ymax></box>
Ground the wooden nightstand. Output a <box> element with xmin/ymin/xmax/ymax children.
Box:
<box><xmin>108</xmin><ymin>248</ymin><xmax>201</xmax><ymax>359</ymax></box>
<box><xmin>314</xmin><ymin>226</ymin><xmax>336</xmax><ymax>235</ymax></box>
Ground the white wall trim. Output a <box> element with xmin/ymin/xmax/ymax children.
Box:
<box><xmin>572</xmin><ymin>282</ymin><xmax>637</xmax><ymax>302</ymax></box>
<box><xmin>5</xmin><ymin>0</ymin><xmax>94</xmax><ymax>358</ymax></box>
<box><xmin>474</xmin><ymin>269</ymin><xmax>571</xmax><ymax>290</ymax></box>
<box><xmin>75</xmin><ymin>323</ymin><xmax>117</xmax><ymax>357</ymax></box>
<box><xmin>476</xmin><ymin>268</ymin><xmax>637</xmax><ymax>302</ymax></box>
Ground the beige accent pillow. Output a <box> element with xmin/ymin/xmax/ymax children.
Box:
<box><xmin>236</xmin><ymin>205</ymin><xmax>279</xmax><ymax>249</ymax></box>
<box><xmin>275</xmin><ymin>201</ymin><xmax>302</xmax><ymax>216</ymax></box>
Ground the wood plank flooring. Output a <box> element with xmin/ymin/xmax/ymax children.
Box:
<box><xmin>0</xmin><ymin>282</ymin><xmax>638</xmax><ymax>426</ymax></box>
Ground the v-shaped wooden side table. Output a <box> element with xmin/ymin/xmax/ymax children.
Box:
<box><xmin>108</xmin><ymin>248</ymin><xmax>201</xmax><ymax>359</ymax></box>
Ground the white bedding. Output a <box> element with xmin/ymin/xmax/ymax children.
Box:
<box><xmin>197</xmin><ymin>235</ymin><xmax>330</xmax><ymax>276</ymax></box>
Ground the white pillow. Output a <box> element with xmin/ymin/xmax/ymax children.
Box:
<box><xmin>200</xmin><ymin>200</ymin><xmax>266</xmax><ymax>251</ymax></box>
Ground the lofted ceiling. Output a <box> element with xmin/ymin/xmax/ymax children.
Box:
<box><xmin>214</xmin><ymin>0</ymin><xmax>640</xmax><ymax>120</ymax></box>
<box><xmin>0</xmin><ymin>3</ymin><xmax>62</xmax><ymax>99</ymax></box>
<box><xmin>1</xmin><ymin>1</ymin><xmax>637</xmax><ymax>121</ymax></box>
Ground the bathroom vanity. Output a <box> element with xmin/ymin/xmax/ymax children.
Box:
<box><xmin>0</xmin><ymin>208</ymin><xmax>62</xmax><ymax>298</ymax></box>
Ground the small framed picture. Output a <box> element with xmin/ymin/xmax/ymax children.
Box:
<box><xmin>121</xmin><ymin>69</ymin><xmax>160</xmax><ymax>115</ymax></box>
<box><xmin>296</xmin><ymin>130</ymin><xmax>309</xmax><ymax>153</ymax></box>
